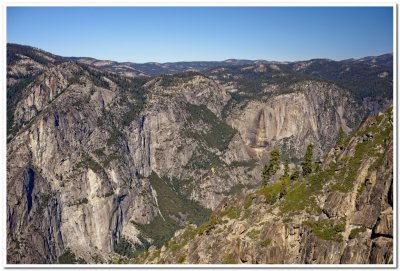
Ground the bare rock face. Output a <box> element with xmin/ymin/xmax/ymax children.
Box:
<box><xmin>323</xmin><ymin>191</ymin><xmax>349</xmax><ymax>218</ymax></box>
<box><xmin>228</xmin><ymin>81</ymin><xmax>359</xmax><ymax>160</ymax></box>
<box><xmin>7</xmin><ymin>64</ymin><xmax>161</xmax><ymax>263</ymax></box>
<box><xmin>13</xmin><ymin>63</ymin><xmax>78</xmax><ymax>126</ymax></box>
<box><xmin>137</xmin><ymin>111</ymin><xmax>393</xmax><ymax>265</ymax></box>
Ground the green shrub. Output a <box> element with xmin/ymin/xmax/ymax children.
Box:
<box><xmin>282</xmin><ymin>217</ymin><xmax>292</xmax><ymax>223</ymax></box>
<box><xmin>260</xmin><ymin>238</ymin><xmax>272</xmax><ymax>247</ymax></box>
<box><xmin>225</xmin><ymin>183</ymin><xmax>255</xmax><ymax>196</ymax></box>
<box><xmin>106</xmin><ymin>128</ymin><xmax>124</xmax><ymax>147</ymax></box>
<box><xmin>177</xmin><ymin>255</ymin><xmax>186</xmax><ymax>263</ymax></box>
<box><xmin>69</xmin><ymin>197</ymin><xmax>89</xmax><ymax>207</ymax></box>
<box><xmin>303</xmin><ymin>219</ymin><xmax>345</xmax><ymax>242</ymax></box>
<box><xmin>256</xmin><ymin>177</ymin><xmax>290</xmax><ymax>205</ymax></box>
<box><xmin>169</xmin><ymin>241</ymin><xmax>182</xmax><ymax>252</ymax></box>
<box><xmin>349</xmin><ymin>227</ymin><xmax>367</xmax><ymax>239</ymax></box>
<box><xmin>336</xmin><ymin>127</ymin><xmax>344</xmax><ymax>144</ymax></box>
<box><xmin>93</xmin><ymin>148</ymin><xmax>105</xmax><ymax>157</ymax></box>
<box><xmin>184</xmin><ymin>103</ymin><xmax>236</xmax><ymax>151</ymax></box>
<box><xmin>75</xmin><ymin>153</ymin><xmax>103</xmax><ymax>175</ymax></box>
<box><xmin>91</xmin><ymin>253</ymin><xmax>103</xmax><ymax>264</ymax></box>
<box><xmin>101</xmin><ymin>153</ymin><xmax>119</xmax><ymax>168</ymax></box>
<box><xmin>184</xmin><ymin>145</ymin><xmax>226</xmax><ymax>170</ymax></box>
<box><xmin>58</xmin><ymin>248</ymin><xmax>86</xmax><ymax>264</ymax></box>
<box><xmin>180</xmin><ymin>225</ymin><xmax>198</xmax><ymax>243</ymax></box>
<box><xmin>278</xmin><ymin>182</ymin><xmax>309</xmax><ymax>215</ymax></box>
<box><xmin>104</xmin><ymin>191</ymin><xmax>114</xmax><ymax>197</ymax></box>
<box><xmin>290</xmin><ymin>167</ymin><xmax>300</xmax><ymax>181</ymax></box>
<box><xmin>115</xmin><ymin>237</ymin><xmax>135</xmax><ymax>258</ymax></box>
<box><xmin>36</xmin><ymin>193</ymin><xmax>52</xmax><ymax>215</ymax></box>
<box><xmin>94</xmin><ymin>149</ymin><xmax>118</xmax><ymax>168</ymax></box>
<box><xmin>197</xmin><ymin>215</ymin><xmax>222</xmax><ymax>235</ymax></box>
<box><xmin>221</xmin><ymin>207</ymin><xmax>240</xmax><ymax>219</ymax></box>
<box><xmin>225</xmin><ymin>253</ymin><xmax>235</xmax><ymax>264</ymax></box>
<box><xmin>244</xmin><ymin>194</ymin><xmax>254</xmax><ymax>209</ymax></box>
<box><xmin>246</xmin><ymin>229</ymin><xmax>260</xmax><ymax>240</ymax></box>
<box><xmin>147</xmin><ymin>250</ymin><xmax>161</xmax><ymax>262</ymax></box>
<box><xmin>7</xmin><ymin>75</ymin><xmax>38</xmax><ymax>135</ymax></box>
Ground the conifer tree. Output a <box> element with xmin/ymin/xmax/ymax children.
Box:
<box><xmin>262</xmin><ymin>149</ymin><xmax>280</xmax><ymax>186</ymax></box>
<box><xmin>336</xmin><ymin>127</ymin><xmax>344</xmax><ymax>144</ymax></box>
<box><xmin>302</xmin><ymin>144</ymin><xmax>313</xmax><ymax>177</ymax></box>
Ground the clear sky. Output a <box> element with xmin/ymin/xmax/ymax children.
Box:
<box><xmin>7</xmin><ymin>7</ymin><xmax>393</xmax><ymax>63</ymax></box>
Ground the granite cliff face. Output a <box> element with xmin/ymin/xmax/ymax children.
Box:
<box><xmin>6</xmin><ymin>44</ymin><xmax>392</xmax><ymax>264</ymax></box>
<box><xmin>227</xmin><ymin>81</ymin><xmax>359</xmax><ymax>160</ymax></box>
<box><xmin>136</xmin><ymin>110</ymin><xmax>393</xmax><ymax>264</ymax></box>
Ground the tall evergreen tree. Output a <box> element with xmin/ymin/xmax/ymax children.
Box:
<box><xmin>302</xmin><ymin>144</ymin><xmax>313</xmax><ymax>177</ymax></box>
<box><xmin>262</xmin><ymin>149</ymin><xmax>280</xmax><ymax>186</ymax></box>
<box><xmin>283</xmin><ymin>158</ymin><xmax>289</xmax><ymax>177</ymax></box>
<box><xmin>336</xmin><ymin>127</ymin><xmax>344</xmax><ymax>144</ymax></box>
<box><xmin>290</xmin><ymin>166</ymin><xmax>300</xmax><ymax>181</ymax></box>
<box><xmin>261</xmin><ymin>163</ymin><xmax>269</xmax><ymax>186</ymax></box>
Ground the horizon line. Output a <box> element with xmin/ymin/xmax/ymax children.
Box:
<box><xmin>7</xmin><ymin>42</ymin><xmax>393</xmax><ymax>65</ymax></box>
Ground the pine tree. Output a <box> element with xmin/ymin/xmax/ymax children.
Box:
<box><xmin>283</xmin><ymin>158</ymin><xmax>289</xmax><ymax>177</ymax></box>
<box><xmin>261</xmin><ymin>163</ymin><xmax>269</xmax><ymax>186</ymax></box>
<box><xmin>336</xmin><ymin>127</ymin><xmax>344</xmax><ymax>144</ymax></box>
<box><xmin>262</xmin><ymin>149</ymin><xmax>280</xmax><ymax>186</ymax></box>
<box><xmin>290</xmin><ymin>166</ymin><xmax>300</xmax><ymax>181</ymax></box>
<box><xmin>301</xmin><ymin>144</ymin><xmax>313</xmax><ymax>177</ymax></box>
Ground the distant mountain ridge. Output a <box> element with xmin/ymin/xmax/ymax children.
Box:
<box><xmin>66</xmin><ymin>51</ymin><xmax>393</xmax><ymax>78</ymax></box>
<box><xmin>8</xmin><ymin>43</ymin><xmax>391</xmax><ymax>77</ymax></box>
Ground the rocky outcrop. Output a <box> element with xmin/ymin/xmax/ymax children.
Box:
<box><xmin>7</xmin><ymin>64</ymin><xmax>160</xmax><ymax>263</ymax></box>
<box><xmin>137</xmin><ymin>110</ymin><xmax>393</xmax><ymax>264</ymax></box>
<box><xmin>13</xmin><ymin>62</ymin><xmax>79</xmax><ymax>127</ymax></box>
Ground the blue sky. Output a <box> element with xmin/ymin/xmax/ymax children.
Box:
<box><xmin>7</xmin><ymin>7</ymin><xmax>393</xmax><ymax>63</ymax></box>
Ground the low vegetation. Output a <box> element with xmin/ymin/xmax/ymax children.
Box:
<box><xmin>331</xmin><ymin>109</ymin><xmax>391</xmax><ymax>193</ymax></box>
<box><xmin>75</xmin><ymin>153</ymin><xmax>104</xmax><ymax>175</ymax></box>
<box><xmin>114</xmin><ymin>237</ymin><xmax>136</xmax><ymax>258</ymax></box>
<box><xmin>225</xmin><ymin>253</ymin><xmax>235</xmax><ymax>264</ymax></box>
<box><xmin>246</xmin><ymin>229</ymin><xmax>260</xmax><ymax>240</ymax></box>
<box><xmin>7</xmin><ymin>75</ymin><xmax>39</xmax><ymax>136</ymax></box>
<box><xmin>349</xmin><ymin>226</ymin><xmax>367</xmax><ymax>239</ymax></box>
<box><xmin>184</xmin><ymin>103</ymin><xmax>236</xmax><ymax>151</ymax></box>
<box><xmin>221</xmin><ymin>207</ymin><xmax>241</xmax><ymax>219</ymax></box>
<box><xmin>58</xmin><ymin>248</ymin><xmax>86</xmax><ymax>264</ymax></box>
<box><xmin>159</xmin><ymin>71</ymin><xmax>205</xmax><ymax>87</ymax></box>
<box><xmin>303</xmin><ymin>219</ymin><xmax>346</xmax><ymax>242</ymax></box>
<box><xmin>133</xmin><ymin>172</ymin><xmax>211</xmax><ymax>249</ymax></box>
<box><xmin>117</xmin><ymin>77</ymin><xmax>148</xmax><ymax>127</ymax></box>
<box><xmin>184</xmin><ymin>145</ymin><xmax>226</xmax><ymax>170</ymax></box>
<box><xmin>260</xmin><ymin>238</ymin><xmax>272</xmax><ymax>247</ymax></box>
<box><xmin>256</xmin><ymin>176</ymin><xmax>290</xmax><ymax>205</ymax></box>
